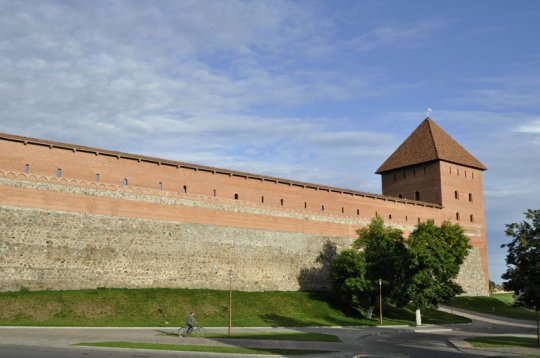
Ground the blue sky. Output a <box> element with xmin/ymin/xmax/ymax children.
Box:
<box><xmin>1</xmin><ymin>0</ymin><xmax>539</xmax><ymax>284</ymax></box>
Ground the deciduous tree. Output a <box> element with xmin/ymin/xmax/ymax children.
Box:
<box><xmin>353</xmin><ymin>217</ymin><xmax>408</xmax><ymax>308</ymax></box>
<box><xmin>405</xmin><ymin>220</ymin><xmax>471</xmax><ymax>325</ymax></box>
<box><xmin>501</xmin><ymin>209</ymin><xmax>540</xmax><ymax>345</ymax></box>
<box><xmin>331</xmin><ymin>218</ymin><xmax>470</xmax><ymax>326</ymax></box>
<box><xmin>331</xmin><ymin>249</ymin><xmax>369</xmax><ymax>308</ymax></box>
<box><xmin>331</xmin><ymin>217</ymin><xmax>407</xmax><ymax>316</ymax></box>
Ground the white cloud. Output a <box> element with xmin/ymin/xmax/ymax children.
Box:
<box><xmin>346</xmin><ymin>19</ymin><xmax>446</xmax><ymax>51</ymax></box>
<box><xmin>1</xmin><ymin>0</ymin><xmax>540</xmax><ymax>285</ymax></box>
<box><xmin>453</xmin><ymin>76</ymin><xmax>540</xmax><ymax>110</ymax></box>
<box><xmin>515</xmin><ymin>120</ymin><xmax>540</xmax><ymax>134</ymax></box>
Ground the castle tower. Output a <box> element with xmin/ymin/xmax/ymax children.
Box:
<box><xmin>376</xmin><ymin>118</ymin><xmax>489</xmax><ymax>292</ymax></box>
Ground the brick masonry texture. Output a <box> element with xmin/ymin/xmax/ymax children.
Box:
<box><xmin>0</xmin><ymin>125</ymin><xmax>489</xmax><ymax>295</ymax></box>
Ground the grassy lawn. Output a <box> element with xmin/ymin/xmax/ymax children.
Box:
<box><xmin>75</xmin><ymin>342</ymin><xmax>335</xmax><ymax>355</ymax></box>
<box><xmin>0</xmin><ymin>287</ymin><xmax>469</xmax><ymax>327</ymax></box>
<box><xmin>465</xmin><ymin>336</ymin><xmax>539</xmax><ymax>348</ymax></box>
<box><xmin>448</xmin><ymin>294</ymin><xmax>537</xmax><ymax>321</ymax></box>
<box><xmin>490</xmin><ymin>293</ymin><xmax>514</xmax><ymax>305</ymax></box>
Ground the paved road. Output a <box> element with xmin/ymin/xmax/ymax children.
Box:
<box><xmin>0</xmin><ymin>309</ymin><xmax>538</xmax><ymax>358</ymax></box>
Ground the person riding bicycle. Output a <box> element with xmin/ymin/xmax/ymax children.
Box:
<box><xmin>186</xmin><ymin>311</ymin><xmax>197</xmax><ymax>334</ymax></box>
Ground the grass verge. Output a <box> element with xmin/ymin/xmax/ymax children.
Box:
<box><xmin>0</xmin><ymin>287</ymin><xmax>469</xmax><ymax>326</ymax></box>
<box><xmin>449</xmin><ymin>294</ymin><xmax>537</xmax><ymax>321</ymax></box>
<box><xmin>75</xmin><ymin>342</ymin><xmax>335</xmax><ymax>355</ymax></box>
<box><xmin>490</xmin><ymin>293</ymin><xmax>514</xmax><ymax>305</ymax></box>
<box><xmin>465</xmin><ymin>336</ymin><xmax>539</xmax><ymax>348</ymax></box>
<box><xmin>158</xmin><ymin>331</ymin><xmax>340</xmax><ymax>342</ymax></box>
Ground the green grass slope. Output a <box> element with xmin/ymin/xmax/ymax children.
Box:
<box><xmin>448</xmin><ymin>293</ymin><xmax>537</xmax><ymax>321</ymax></box>
<box><xmin>0</xmin><ymin>288</ymin><xmax>469</xmax><ymax>327</ymax></box>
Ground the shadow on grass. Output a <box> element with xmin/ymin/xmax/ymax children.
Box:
<box><xmin>258</xmin><ymin>314</ymin><xmax>327</xmax><ymax>327</ymax></box>
<box><xmin>258</xmin><ymin>290</ymin><xmax>369</xmax><ymax>327</ymax></box>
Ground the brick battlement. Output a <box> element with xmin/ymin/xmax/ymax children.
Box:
<box><xmin>0</xmin><ymin>132</ymin><xmax>440</xmax><ymax>209</ymax></box>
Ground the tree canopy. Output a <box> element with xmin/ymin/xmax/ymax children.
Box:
<box><xmin>331</xmin><ymin>217</ymin><xmax>471</xmax><ymax>325</ymax></box>
<box><xmin>405</xmin><ymin>220</ymin><xmax>471</xmax><ymax>310</ymax></box>
<box><xmin>501</xmin><ymin>209</ymin><xmax>540</xmax><ymax>311</ymax></box>
<box><xmin>353</xmin><ymin>217</ymin><xmax>408</xmax><ymax>305</ymax></box>
<box><xmin>331</xmin><ymin>248</ymin><xmax>368</xmax><ymax>307</ymax></box>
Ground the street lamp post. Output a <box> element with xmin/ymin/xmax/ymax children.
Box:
<box><xmin>379</xmin><ymin>279</ymin><xmax>383</xmax><ymax>325</ymax></box>
<box><xmin>228</xmin><ymin>270</ymin><xmax>232</xmax><ymax>337</ymax></box>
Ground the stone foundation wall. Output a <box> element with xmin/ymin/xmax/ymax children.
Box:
<box><xmin>0</xmin><ymin>205</ymin><xmax>351</xmax><ymax>292</ymax></box>
<box><xmin>456</xmin><ymin>248</ymin><xmax>487</xmax><ymax>296</ymax></box>
<box><xmin>0</xmin><ymin>204</ymin><xmax>486</xmax><ymax>295</ymax></box>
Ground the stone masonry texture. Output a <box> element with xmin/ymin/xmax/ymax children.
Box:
<box><xmin>0</xmin><ymin>204</ymin><xmax>485</xmax><ymax>295</ymax></box>
<box><xmin>0</xmin><ymin>204</ymin><xmax>351</xmax><ymax>292</ymax></box>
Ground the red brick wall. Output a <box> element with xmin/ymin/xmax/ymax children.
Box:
<box><xmin>0</xmin><ymin>134</ymin><xmax>489</xmax><ymax>293</ymax></box>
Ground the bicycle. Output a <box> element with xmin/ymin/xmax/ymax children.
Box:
<box><xmin>178</xmin><ymin>326</ymin><xmax>207</xmax><ymax>337</ymax></box>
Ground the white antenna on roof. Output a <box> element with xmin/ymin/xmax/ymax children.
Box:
<box><xmin>426</xmin><ymin>107</ymin><xmax>433</xmax><ymax>118</ymax></box>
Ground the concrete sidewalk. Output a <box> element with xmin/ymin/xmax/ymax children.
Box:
<box><xmin>0</xmin><ymin>326</ymin><xmax>360</xmax><ymax>358</ymax></box>
<box><xmin>439</xmin><ymin>305</ymin><xmax>540</xmax><ymax>357</ymax></box>
<box><xmin>439</xmin><ymin>305</ymin><xmax>537</xmax><ymax>329</ymax></box>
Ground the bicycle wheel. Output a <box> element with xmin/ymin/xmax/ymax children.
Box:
<box><xmin>178</xmin><ymin>327</ymin><xmax>187</xmax><ymax>337</ymax></box>
<box><xmin>195</xmin><ymin>327</ymin><xmax>207</xmax><ymax>336</ymax></box>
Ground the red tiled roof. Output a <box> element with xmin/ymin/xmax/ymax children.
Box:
<box><xmin>376</xmin><ymin>118</ymin><xmax>487</xmax><ymax>174</ymax></box>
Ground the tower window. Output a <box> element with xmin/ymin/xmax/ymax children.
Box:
<box><xmin>388</xmin><ymin>214</ymin><xmax>392</xmax><ymax>220</ymax></box>
<box><xmin>213</xmin><ymin>189</ymin><xmax>217</xmax><ymax>197</ymax></box>
<box><xmin>472</xmin><ymin>172</ymin><xmax>475</xmax><ymax>179</ymax></box>
<box><xmin>413</xmin><ymin>169</ymin><xmax>416</xmax><ymax>177</ymax></box>
<box><xmin>280</xmin><ymin>198</ymin><xmax>284</xmax><ymax>206</ymax></box>
<box><xmin>455</xmin><ymin>190</ymin><xmax>459</xmax><ymax>199</ymax></box>
<box><xmin>159</xmin><ymin>182</ymin><xmax>163</xmax><ymax>190</ymax></box>
<box><xmin>398</xmin><ymin>194</ymin><xmax>403</xmax><ymax>198</ymax></box>
<box><xmin>261</xmin><ymin>196</ymin><xmax>265</xmax><ymax>203</ymax></box>
<box><xmin>321</xmin><ymin>205</ymin><xmax>325</xmax><ymax>212</ymax></box>
<box><xmin>304</xmin><ymin>202</ymin><xmax>307</xmax><ymax>209</ymax></box>
<box><xmin>357</xmin><ymin>209</ymin><xmax>360</xmax><ymax>215</ymax></box>
<box><xmin>234</xmin><ymin>193</ymin><xmax>239</xmax><ymax>200</ymax></box>
<box><xmin>417</xmin><ymin>217</ymin><xmax>421</xmax><ymax>223</ymax></box>
<box><xmin>470</xmin><ymin>214</ymin><xmax>474</xmax><ymax>222</ymax></box>
<box><xmin>57</xmin><ymin>168</ymin><xmax>62</xmax><ymax>178</ymax></box>
<box><xmin>456</xmin><ymin>212</ymin><xmax>460</xmax><ymax>221</ymax></box>
<box><xmin>449</xmin><ymin>167</ymin><xmax>452</xmax><ymax>174</ymax></box>
<box><xmin>457</xmin><ymin>168</ymin><xmax>460</xmax><ymax>176</ymax></box>
<box><xmin>341</xmin><ymin>207</ymin><xmax>344</xmax><ymax>214</ymax></box>
<box><xmin>183</xmin><ymin>185</ymin><xmax>187</xmax><ymax>193</ymax></box>
<box><xmin>469</xmin><ymin>193</ymin><xmax>473</xmax><ymax>202</ymax></box>
<box><xmin>96</xmin><ymin>173</ymin><xmax>100</xmax><ymax>182</ymax></box>
<box><xmin>406</xmin><ymin>216</ymin><xmax>408</xmax><ymax>222</ymax></box>
<box><xmin>25</xmin><ymin>164</ymin><xmax>29</xmax><ymax>173</ymax></box>
<box><xmin>465</xmin><ymin>170</ymin><xmax>467</xmax><ymax>178</ymax></box>
<box><xmin>122</xmin><ymin>178</ymin><xmax>128</xmax><ymax>187</ymax></box>
<box><xmin>415</xmin><ymin>191</ymin><xmax>420</xmax><ymax>200</ymax></box>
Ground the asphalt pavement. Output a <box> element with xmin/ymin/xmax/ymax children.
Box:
<box><xmin>0</xmin><ymin>308</ymin><xmax>538</xmax><ymax>358</ymax></box>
